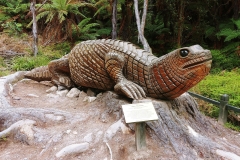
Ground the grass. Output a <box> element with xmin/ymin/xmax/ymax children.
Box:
<box><xmin>225</xmin><ymin>122</ymin><xmax>240</xmax><ymax>132</ymax></box>
<box><xmin>191</xmin><ymin>68</ymin><xmax>240</xmax><ymax>131</ymax></box>
<box><xmin>11</xmin><ymin>55</ymin><xmax>51</xmax><ymax>71</ymax></box>
<box><xmin>0</xmin><ymin>33</ymin><xmax>71</xmax><ymax>72</ymax></box>
<box><xmin>191</xmin><ymin>68</ymin><xmax>240</xmax><ymax>108</ymax></box>
<box><xmin>10</xmin><ymin>42</ymin><xmax>71</xmax><ymax>71</ymax></box>
<box><xmin>0</xmin><ymin>56</ymin><xmax>11</xmax><ymax>77</ymax></box>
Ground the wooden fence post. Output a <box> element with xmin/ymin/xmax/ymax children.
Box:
<box><xmin>218</xmin><ymin>94</ymin><xmax>229</xmax><ymax>124</ymax></box>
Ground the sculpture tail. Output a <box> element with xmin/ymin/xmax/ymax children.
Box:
<box><xmin>24</xmin><ymin>66</ymin><xmax>52</xmax><ymax>81</ymax></box>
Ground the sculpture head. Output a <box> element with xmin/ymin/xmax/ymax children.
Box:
<box><xmin>175</xmin><ymin>44</ymin><xmax>212</xmax><ymax>78</ymax></box>
<box><xmin>153</xmin><ymin>45</ymin><xmax>212</xmax><ymax>99</ymax></box>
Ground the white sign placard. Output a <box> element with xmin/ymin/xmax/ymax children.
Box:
<box><xmin>122</xmin><ymin>102</ymin><xmax>158</xmax><ymax>123</ymax></box>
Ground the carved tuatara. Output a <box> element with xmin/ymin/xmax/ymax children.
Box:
<box><xmin>25</xmin><ymin>39</ymin><xmax>212</xmax><ymax>99</ymax></box>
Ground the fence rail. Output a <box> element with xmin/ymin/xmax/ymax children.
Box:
<box><xmin>188</xmin><ymin>91</ymin><xmax>240</xmax><ymax>124</ymax></box>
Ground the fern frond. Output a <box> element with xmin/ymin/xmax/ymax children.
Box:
<box><xmin>45</xmin><ymin>12</ymin><xmax>55</xmax><ymax>23</ymax></box>
<box><xmin>81</xmin><ymin>23</ymin><xmax>99</xmax><ymax>33</ymax></box>
<box><xmin>27</xmin><ymin>11</ymin><xmax>50</xmax><ymax>28</ymax></box>
<box><xmin>94</xmin><ymin>2</ymin><xmax>108</xmax><ymax>17</ymax></box>
<box><xmin>221</xmin><ymin>42</ymin><xmax>240</xmax><ymax>54</ymax></box>
<box><xmin>217</xmin><ymin>29</ymin><xmax>240</xmax><ymax>42</ymax></box>
<box><xmin>77</xmin><ymin>18</ymin><xmax>91</xmax><ymax>28</ymax></box>
<box><xmin>76</xmin><ymin>2</ymin><xmax>96</xmax><ymax>9</ymax></box>
<box><xmin>96</xmin><ymin>28</ymin><xmax>111</xmax><ymax>35</ymax></box>
<box><xmin>224</xmin><ymin>32</ymin><xmax>240</xmax><ymax>42</ymax></box>
<box><xmin>233</xmin><ymin>19</ymin><xmax>240</xmax><ymax>29</ymax></box>
<box><xmin>79</xmin><ymin>33</ymin><xmax>99</xmax><ymax>40</ymax></box>
<box><xmin>94</xmin><ymin>0</ymin><xmax>108</xmax><ymax>7</ymax></box>
<box><xmin>219</xmin><ymin>20</ymin><xmax>234</xmax><ymax>30</ymax></box>
<box><xmin>53</xmin><ymin>0</ymin><xmax>67</xmax><ymax>10</ymax></box>
<box><xmin>40</xmin><ymin>4</ymin><xmax>52</xmax><ymax>10</ymax></box>
<box><xmin>36</xmin><ymin>11</ymin><xmax>50</xmax><ymax>21</ymax></box>
<box><xmin>58</xmin><ymin>11</ymin><xmax>67</xmax><ymax>23</ymax></box>
<box><xmin>0</xmin><ymin>12</ymin><xmax>9</xmax><ymax>22</ymax></box>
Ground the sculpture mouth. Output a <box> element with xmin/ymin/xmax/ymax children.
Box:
<box><xmin>183</xmin><ymin>58</ymin><xmax>212</xmax><ymax>69</ymax></box>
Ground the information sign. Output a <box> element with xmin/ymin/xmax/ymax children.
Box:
<box><xmin>122</xmin><ymin>102</ymin><xmax>158</xmax><ymax>123</ymax></box>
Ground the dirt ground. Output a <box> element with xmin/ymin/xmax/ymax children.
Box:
<box><xmin>1</xmin><ymin>76</ymin><xmax>240</xmax><ymax>160</ymax></box>
<box><xmin>0</xmin><ymin>79</ymin><xmax>168</xmax><ymax>160</ymax></box>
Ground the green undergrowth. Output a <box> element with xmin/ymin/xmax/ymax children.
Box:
<box><xmin>225</xmin><ymin>122</ymin><xmax>240</xmax><ymax>132</ymax></box>
<box><xmin>191</xmin><ymin>68</ymin><xmax>240</xmax><ymax>108</ymax></box>
<box><xmin>210</xmin><ymin>50</ymin><xmax>240</xmax><ymax>74</ymax></box>
<box><xmin>11</xmin><ymin>55</ymin><xmax>51</xmax><ymax>71</ymax></box>
<box><xmin>0</xmin><ymin>56</ymin><xmax>11</xmax><ymax>76</ymax></box>
<box><xmin>191</xmin><ymin>69</ymin><xmax>240</xmax><ymax>130</ymax></box>
<box><xmin>10</xmin><ymin>42</ymin><xmax>71</xmax><ymax>71</ymax></box>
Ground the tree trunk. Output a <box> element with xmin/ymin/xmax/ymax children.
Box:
<box><xmin>119</xmin><ymin>0</ymin><xmax>133</xmax><ymax>41</ymax></box>
<box><xmin>30</xmin><ymin>0</ymin><xmax>38</xmax><ymax>56</ymax></box>
<box><xmin>112</xmin><ymin>0</ymin><xmax>118</xmax><ymax>39</ymax></box>
<box><xmin>232</xmin><ymin>0</ymin><xmax>240</xmax><ymax>19</ymax></box>
<box><xmin>177</xmin><ymin>0</ymin><xmax>185</xmax><ymax>48</ymax></box>
<box><xmin>133</xmin><ymin>0</ymin><xmax>152</xmax><ymax>53</ymax></box>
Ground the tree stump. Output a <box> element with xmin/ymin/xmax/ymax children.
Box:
<box><xmin>0</xmin><ymin>72</ymin><xmax>240</xmax><ymax>159</ymax></box>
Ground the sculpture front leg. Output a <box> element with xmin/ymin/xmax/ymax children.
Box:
<box><xmin>105</xmin><ymin>52</ymin><xmax>146</xmax><ymax>99</ymax></box>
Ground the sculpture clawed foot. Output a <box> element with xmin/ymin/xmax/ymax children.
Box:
<box><xmin>114</xmin><ymin>79</ymin><xmax>146</xmax><ymax>99</ymax></box>
<box><xmin>52</xmin><ymin>76</ymin><xmax>73</xmax><ymax>90</ymax></box>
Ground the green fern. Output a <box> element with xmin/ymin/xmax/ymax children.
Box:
<box><xmin>216</xmin><ymin>19</ymin><xmax>240</xmax><ymax>53</ymax></box>
<box><xmin>94</xmin><ymin>0</ymin><xmax>109</xmax><ymax>17</ymax></box>
<box><xmin>96</xmin><ymin>28</ymin><xmax>111</xmax><ymax>36</ymax></box>
<box><xmin>0</xmin><ymin>0</ymin><xmax>29</xmax><ymax>34</ymax></box>
<box><xmin>73</xmin><ymin>18</ymin><xmax>101</xmax><ymax>40</ymax></box>
<box><xmin>1</xmin><ymin>0</ymin><xmax>29</xmax><ymax>15</ymax></box>
<box><xmin>95</xmin><ymin>20</ymin><xmax>111</xmax><ymax>36</ymax></box>
<box><xmin>27</xmin><ymin>0</ymin><xmax>95</xmax><ymax>42</ymax></box>
<box><xmin>0</xmin><ymin>12</ymin><xmax>9</xmax><ymax>22</ymax></box>
<box><xmin>217</xmin><ymin>28</ymin><xmax>240</xmax><ymax>42</ymax></box>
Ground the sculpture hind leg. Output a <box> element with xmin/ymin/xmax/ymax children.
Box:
<box><xmin>48</xmin><ymin>57</ymin><xmax>73</xmax><ymax>89</ymax></box>
<box><xmin>105</xmin><ymin>52</ymin><xmax>146</xmax><ymax>99</ymax></box>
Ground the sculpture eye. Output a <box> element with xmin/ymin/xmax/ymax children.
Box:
<box><xmin>180</xmin><ymin>49</ymin><xmax>189</xmax><ymax>57</ymax></box>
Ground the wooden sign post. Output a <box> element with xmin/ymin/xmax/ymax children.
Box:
<box><xmin>122</xmin><ymin>102</ymin><xmax>158</xmax><ymax>150</ymax></box>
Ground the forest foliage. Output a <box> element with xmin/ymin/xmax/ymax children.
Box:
<box><xmin>0</xmin><ymin>0</ymin><xmax>239</xmax><ymax>56</ymax></box>
<box><xmin>0</xmin><ymin>0</ymin><xmax>240</xmax><ymax>126</ymax></box>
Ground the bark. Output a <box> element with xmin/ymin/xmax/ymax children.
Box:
<box><xmin>177</xmin><ymin>0</ymin><xmax>185</xmax><ymax>48</ymax></box>
<box><xmin>112</xmin><ymin>0</ymin><xmax>118</xmax><ymax>39</ymax></box>
<box><xmin>133</xmin><ymin>0</ymin><xmax>152</xmax><ymax>53</ymax></box>
<box><xmin>30</xmin><ymin>0</ymin><xmax>38</xmax><ymax>56</ymax></box>
<box><xmin>232</xmin><ymin>0</ymin><xmax>240</xmax><ymax>19</ymax></box>
<box><xmin>119</xmin><ymin>0</ymin><xmax>133</xmax><ymax>41</ymax></box>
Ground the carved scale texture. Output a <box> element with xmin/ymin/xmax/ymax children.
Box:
<box><xmin>149</xmin><ymin>49</ymin><xmax>211</xmax><ymax>99</ymax></box>
<box><xmin>68</xmin><ymin>39</ymin><xmax>211</xmax><ymax>99</ymax></box>
<box><xmin>69</xmin><ymin>39</ymin><xmax>157</xmax><ymax>91</ymax></box>
<box><xmin>25</xmin><ymin>39</ymin><xmax>212</xmax><ymax>100</ymax></box>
